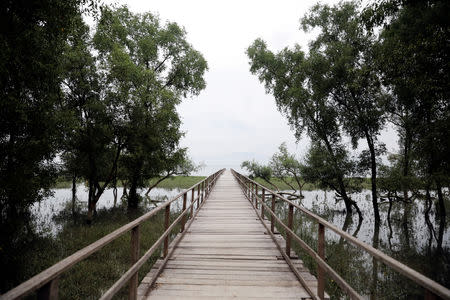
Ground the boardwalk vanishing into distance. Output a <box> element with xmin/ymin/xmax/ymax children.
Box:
<box><xmin>138</xmin><ymin>170</ymin><xmax>320</xmax><ymax>299</ymax></box>
<box><xmin>2</xmin><ymin>169</ymin><xmax>449</xmax><ymax>300</ymax></box>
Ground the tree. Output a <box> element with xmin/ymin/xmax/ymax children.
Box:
<box><xmin>0</xmin><ymin>0</ymin><xmax>96</xmax><ymax>290</ymax></box>
<box><xmin>144</xmin><ymin>152</ymin><xmax>199</xmax><ymax>197</ymax></box>
<box><xmin>61</xmin><ymin>15</ymin><xmax>121</xmax><ymax>222</ymax></box>
<box><xmin>241</xmin><ymin>160</ymin><xmax>278</xmax><ymax>191</ymax></box>
<box><xmin>0</xmin><ymin>0</ymin><xmax>92</xmax><ymax>223</ymax></box>
<box><xmin>93</xmin><ymin>6</ymin><xmax>207</xmax><ymax>209</ymax></box>
<box><xmin>366</xmin><ymin>0</ymin><xmax>450</xmax><ymax>222</ymax></box>
<box><xmin>302</xmin><ymin>142</ymin><xmax>363</xmax><ymax>219</ymax></box>
<box><xmin>247</xmin><ymin>38</ymin><xmax>361</xmax><ymax>216</ymax></box>
<box><xmin>301</xmin><ymin>2</ymin><xmax>388</xmax><ymax>223</ymax></box>
<box><xmin>269</xmin><ymin>143</ymin><xmax>305</xmax><ymax>196</ymax></box>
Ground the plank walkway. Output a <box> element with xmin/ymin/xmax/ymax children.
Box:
<box><xmin>138</xmin><ymin>170</ymin><xmax>320</xmax><ymax>299</ymax></box>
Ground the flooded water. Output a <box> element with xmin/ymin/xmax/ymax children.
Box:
<box><xmin>272</xmin><ymin>190</ymin><xmax>450</xmax><ymax>299</ymax></box>
<box><xmin>31</xmin><ymin>186</ymin><xmax>449</xmax><ymax>298</ymax></box>
<box><xmin>31</xmin><ymin>185</ymin><xmax>187</xmax><ymax>235</ymax></box>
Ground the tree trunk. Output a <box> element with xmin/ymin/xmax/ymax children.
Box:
<box><xmin>87</xmin><ymin>180</ymin><xmax>95</xmax><ymax>224</ymax></box>
<box><xmin>71</xmin><ymin>175</ymin><xmax>77</xmax><ymax>216</ymax></box>
<box><xmin>366</xmin><ymin>133</ymin><xmax>380</xmax><ymax>224</ymax></box>
<box><xmin>436</xmin><ymin>180</ymin><xmax>446</xmax><ymax>221</ymax></box>
<box><xmin>128</xmin><ymin>168</ymin><xmax>141</xmax><ymax>209</ymax></box>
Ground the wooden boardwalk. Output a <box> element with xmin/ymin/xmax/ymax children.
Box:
<box><xmin>138</xmin><ymin>170</ymin><xmax>318</xmax><ymax>299</ymax></box>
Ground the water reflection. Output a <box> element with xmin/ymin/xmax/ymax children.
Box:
<box><xmin>31</xmin><ymin>185</ymin><xmax>187</xmax><ymax>235</ymax></box>
<box><xmin>272</xmin><ymin>189</ymin><xmax>449</xmax><ymax>298</ymax></box>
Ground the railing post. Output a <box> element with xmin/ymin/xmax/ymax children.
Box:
<box><xmin>200</xmin><ymin>181</ymin><xmax>204</xmax><ymax>204</ymax></box>
<box><xmin>261</xmin><ymin>189</ymin><xmax>265</xmax><ymax>219</ymax></box>
<box><xmin>271</xmin><ymin>194</ymin><xmax>276</xmax><ymax>233</ymax></box>
<box><xmin>255</xmin><ymin>185</ymin><xmax>259</xmax><ymax>209</ymax></box>
<box><xmin>181</xmin><ymin>193</ymin><xmax>187</xmax><ymax>232</ymax></box>
<box><xmin>197</xmin><ymin>184</ymin><xmax>201</xmax><ymax>209</ymax></box>
<box><xmin>164</xmin><ymin>204</ymin><xmax>170</xmax><ymax>257</ymax></box>
<box><xmin>318</xmin><ymin>223</ymin><xmax>325</xmax><ymax>300</ymax></box>
<box><xmin>286</xmin><ymin>204</ymin><xmax>294</xmax><ymax>257</ymax></box>
<box><xmin>37</xmin><ymin>278</ymin><xmax>59</xmax><ymax>300</ymax></box>
<box><xmin>129</xmin><ymin>225</ymin><xmax>140</xmax><ymax>300</ymax></box>
<box><xmin>252</xmin><ymin>183</ymin><xmax>255</xmax><ymax>206</ymax></box>
<box><xmin>190</xmin><ymin>188</ymin><xmax>195</xmax><ymax>217</ymax></box>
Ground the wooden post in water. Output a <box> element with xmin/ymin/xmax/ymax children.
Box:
<box><xmin>261</xmin><ymin>189</ymin><xmax>265</xmax><ymax>219</ymax></box>
<box><xmin>318</xmin><ymin>223</ymin><xmax>325</xmax><ymax>300</ymax></box>
<box><xmin>37</xmin><ymin>278</ymin><xmax>59</xmax><ymax>300</ymax></box>
<box><xmin>286</xmin><ymin>204</ymin><xmax>294</xmax><ymax>257</ymax></box>
<box><xmin>129</xmin><ymin>225</ymin><xmax>140</xmax><ymax>300</ymax></box>
<box><xmin>271</xmin><ymin>194</ymin><xmax>276</xmax><ymax>233</ymax></box>
<box><xmin>164</xmin><ymin>204</ymin><xmax>170</xmax><ymax>257</ymax></box>
<box><xmin>181</xmin><ymin>193</ymin><xmax>187</xmax><ymax>232</ymax></box>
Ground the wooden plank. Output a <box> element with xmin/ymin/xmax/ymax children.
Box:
<box><xmin>139</xmin><ymin>170</ymin><xmax>315</xmax><ymax>300</ymax></box>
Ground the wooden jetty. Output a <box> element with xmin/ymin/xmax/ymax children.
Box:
<box><xmin>138</xmin><ymin>170</ymin><xmax>321</xmax><ymax>299</ymax></box>
<box><xmin>1</xmin><ymin>169</ymin><xmax>449</xmax><ymax>300</ymax></box>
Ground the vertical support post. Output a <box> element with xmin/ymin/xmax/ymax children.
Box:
<box><xmin>129</xmin><ymin>225</ymin><xmax>140</xmax><ymax>300</ymax></box>
<box><xmin>271</xmin><ymin>194</ymin><xmax>276</xmax><ymax>233</ymax></box>
<box><xmin>252</xmin><ymin>183</ymin><xmax>255</xmax><ymax>206</ymax></box>
<box><xmin>190</xmin><ymin>188</ymin><xmax>195</xmax><ymax>217</ymax></box>
<box><xmin>255</xmin><ymin>185</ymin><xmax>259</xmax><ymax>209</ymax></box>
<box><xmin>37</xmin><ymin>278</ymin><xmax>59</xmax><ymax>300</ymax></box>
<box><xmin>181</xmin><ymin>193</ymin><xmax>187</xmax><ymax>232</ymax></box>
<box><xmin>197</xmin><ymin>184</ymin><xmax>201</xmax><ymax>209</ymax></box>
<box><xmin>286</xmin><ymin>204</ymin><xmax>294</xmax><ymax>257</ymax></box>
<box><xmin>200</xmin><ymin>181</ymin><xmax>204</xmax><ymax>204</ymax></box>
<box><xmin>164</xmin><ymin>204</ymin><xmax>170</xmax><ymax>257</ymax></box>
<box><xmin>261</xmin><ymin>189</ymin><xmax>265</xmax><ymax>219</ymax></box>
<box><xmin>318</xmin><ymin>223</ymin><xmax>325</xmax><ymax>300</ymax></box>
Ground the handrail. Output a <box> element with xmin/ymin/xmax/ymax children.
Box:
<box><xmin>1</xmin><ymin>169</ymin><xmax>225</xmax><ymax>300</ymax></box>
<box><xmin>231</xmin><ymin>169</ymin><xmax>450</xmax><ymax>300</ymax></box>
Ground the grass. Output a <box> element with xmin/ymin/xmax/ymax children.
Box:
<box><xmin>52</xmin><ymin>176</ymin><xmax>206</xmax><ymax>190</ymax></box>
<box><xmin>253</xmin><ymin>177</ymin><xmax>372</xmax><ymax>191</ymax></box>
<box><xmin>3</xmin><ymin>203</ymin><xmax>183</xmax><ymax>299</ymax></box>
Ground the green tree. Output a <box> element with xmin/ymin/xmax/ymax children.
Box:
<box><xmin>247</xmin><ymin>39</ymin><xmax>361</xmax><ymax>216</ymax></box>
<box><xmin>301</xmin><ymin>2</ymin><xmax>388</xmax><ymax>223</ymax></box>
<box><xmin>93</xmin><ymin>6</ymin><xmax>207</xmax><ymax>209</ymax></box>
<box><xmin>241</xmin><ymin>160</ymin><xmax>277</xmax><ymax>191</ymax></box>
<box><xmin>0</xmin><ymin>0</ymin><xmax>96</xmax><ymax>290</ymax></box>
<box><xmin>302</xmin><ymin>142</ymin><xmax>363</xmax><ymax>219</ymax></box>
<box><xmin>269</xmin><ymin>143</ymin><xmax>305</xmax><ymax>196</ymax></box>
<box><xmin>144</xmin><ymin>152</ymin><xmax>199</xmax><ymax>197</ymax></box>
<box><xmin>367</xmin><ymin>0</ymin><xmax>450</xmax><ymax>221</ymax></box>
<box><xmin>61</xmin><ymin>15</ymin><xmax>121</xmax><ymax>222</ymax></box>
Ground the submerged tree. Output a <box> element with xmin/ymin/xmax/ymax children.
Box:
<box><xmin>247</xmin><ymin>38</ymin><xmax>362</xmax><ymax>216</ymax></box>
<box><xmin>366</xmin><ymin>0</ymin><xmax>450</xmax><ymax>222</ymax></box>
<box><xmin>270</xmin><ymin>143</ymin><xmax>305</xmax><ymax>196</ymax></box>
<box><xmin>301</xmin><ymin>2</ymin><xmax>388</xmax><ymax>223</ymax></box>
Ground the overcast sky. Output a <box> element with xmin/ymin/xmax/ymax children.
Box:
<box><xmin>106</xmin><ymin>0</ymin><xmax>397</xmax><ymax>175</ymax></box>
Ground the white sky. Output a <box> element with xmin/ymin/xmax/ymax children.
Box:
<box><xmin>104</xmin><ymin>0</ymin><xmax>398</xmax><ymax>175</ymax></box>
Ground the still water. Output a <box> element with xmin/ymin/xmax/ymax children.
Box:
<box><xmin>32</xmin><ymin>187</ymin><xmax>449</xmax><ymax>298</ymax></box>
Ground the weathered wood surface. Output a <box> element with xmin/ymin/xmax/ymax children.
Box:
<box><xmin>139</xmin><ymin>170</ymin><xmax>318</xmax><ymax>299</ymax></box>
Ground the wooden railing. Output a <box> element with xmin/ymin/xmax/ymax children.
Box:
<box><xmin>1</xmin><ymin>169</ymin><xmax>225</xmax><ymax>300</ymax></box>
<box><xmin>231</xmin><ymin>169</ymin><xmax>450</xmax><ymax>300</ymax></box>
